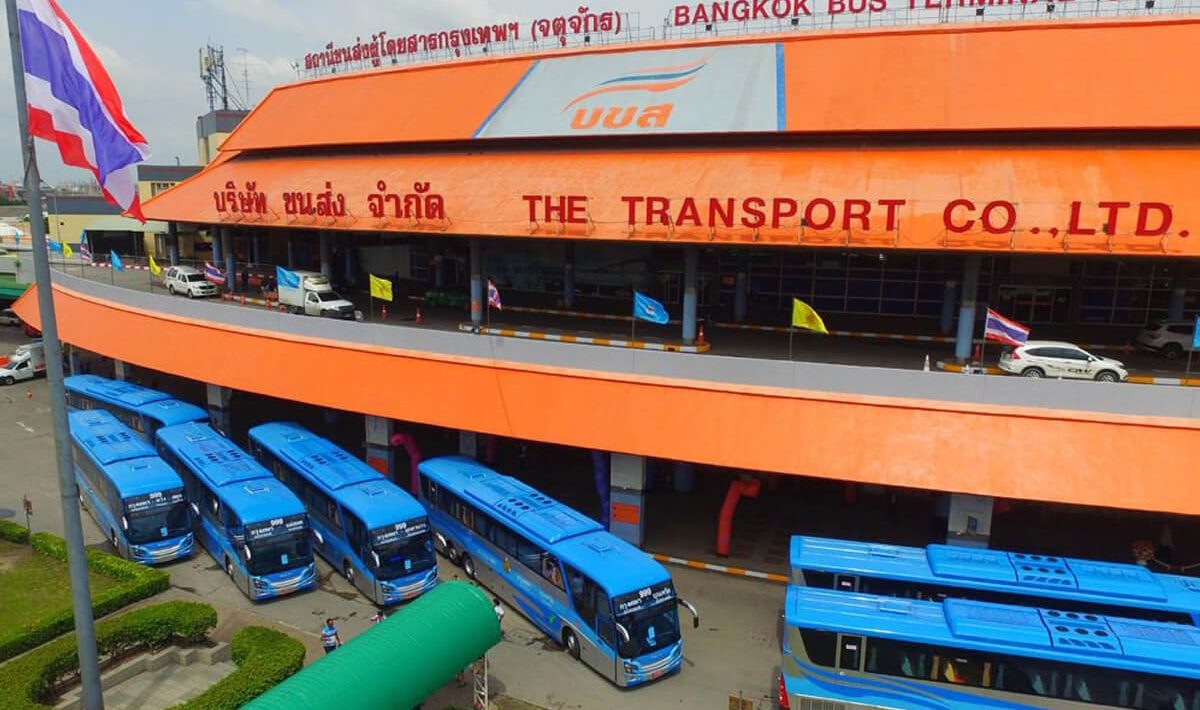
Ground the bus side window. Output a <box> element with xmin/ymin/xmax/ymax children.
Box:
<box><xmin>563</xmin><ymin>564</ymin><xmax>596</xmax><ymax>628</ymax></box>
<box><xmin>799</xmin><ymin>629</ymin><xmax>837</xmax><ymax>668</ymax></box>
<box><xmin>541</xmin><ymin>553</ymin><xmax>564</xmax><ymax>590</ymax></box>
<box><xmin>594</xmin><ymin>587</ymin><xmax>615</xmax><ymax>648</ymax></box>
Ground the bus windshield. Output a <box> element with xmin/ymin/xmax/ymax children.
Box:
<box><xmin>123</xmin><ymin>490</ymin><xmax>189</xmax><ymax>545</ymax></box>
<box><xmin>370</xmin><ymin>521</ymin><xmax>435</xmax><ymax>581</ymax></box>
<box><xmin>246</xmin><ymin>529</ymin><xmax>313</xmax><ymax>577</ymax></box>
<box><xmin>613</xmin><ymin>581</ymin><xmax>680</xmax><ymax>658</ymax></box>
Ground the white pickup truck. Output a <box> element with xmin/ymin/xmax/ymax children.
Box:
<box><xmin>277</xmin><ymin>271</ymin><xmax>356</xmax><ymax>320</ymax></box>
<box><xmin>0</xmin><ymin>340</ymin><xmax>45</xmax><ymax>385</ymax></box>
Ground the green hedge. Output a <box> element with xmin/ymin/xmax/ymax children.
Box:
<box><xmin>171</xmin><ymin>626</ymin><xmax>306</xmax><ymax>710</ymax></box>
<box><xmin>0</xmin><ymin>532</ymin><xmax>170</xmax><ymax>662</ymax></box>
<box><xmin>0</xmin><ymin>601</ymin><xmax>216</xmax><ymax>710</ymax></box>
<box><xmin>0</xmin><ymin>518</ymin><xmax>29</xmax><ymax>543</ymax></box>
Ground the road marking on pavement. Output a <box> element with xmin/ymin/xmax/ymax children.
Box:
<box><xmin>16</xmin><ymin>421</ymin><xmax>34</xmax><ymax>434</ymax></box>
<box><xmin>650</xmin><ymin>553</ymin><xmax>788</xmax><ymax>584</ymax></box>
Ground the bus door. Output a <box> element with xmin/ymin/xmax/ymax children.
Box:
<box><xmin>837</xmin><ymin>634</ymin><xmax>864</xmax><ymax>672</ymax></box>
<box><xmin>564</xmin><ymin>564</ymin><xmax>618</xmax><ymax>680</ymax></box>
<box><xmin>834</xmin><ymin>574</ymin><xmax>859</xmax><ymax>592</ymax></box>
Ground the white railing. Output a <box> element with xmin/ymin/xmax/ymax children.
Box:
<box><xmin>295</xmin><ymin>0</ymin><xmax>1198</xmax><ymax>80</ymax></box>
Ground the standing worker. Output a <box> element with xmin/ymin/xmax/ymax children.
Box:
<box><xmin>320</xmin><ymin>618</ymin><xmax>341</xmax><ymax>654</ymax></box>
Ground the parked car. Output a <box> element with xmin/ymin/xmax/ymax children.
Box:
<box><xmin>0</xmin><ymin>308</ymin><xmax>20</xmax><ymax>326</ymax></box>
<box><xmin>0</xmin><ymin>341</ymin><xmax>44</xmax><ymax>385</ymax></box>
<box><xmin>164</xmin><ymin>266</ymin><xmax>218</xmax><ymax>298</ymax></box>
<box><xmin>998</xmin><ymin>340</ymin><xmax>1127</xmax><ymax>382</ymax></box>
<box><xmin>1136</xmin><ymin>319</ymin><xmax>1194</xmax><ymax>360</ymax></box>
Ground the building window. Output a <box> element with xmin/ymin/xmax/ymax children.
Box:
<box><xmin>149</xmin><ymin>182</ymin><xmax>176</xmax><ymax>197</ymax></box>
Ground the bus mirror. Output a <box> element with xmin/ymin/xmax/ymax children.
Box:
<box><xmin>434</xmin><ymin>531</ymin><xmax>447</xmax><ymax>550</ymax></box>
<box><xmin>370</xmin><ymin>550</ymin><xmax>381</xmax><ymax>568</ymax></box>
<box><xmin>189</xmin><ymin>502</ymin><xmax>200</xmax><ymax>516</ymax></box>
<box><xmin>242</xmin><ymin>544</ymin><xmax>252</xmax><ymax>561</ymax></box>
<box><xmin>678</xmin><ymin>598</ymin><xmax>700</xmax><ymax>629</ymax></box>
<box><xmin>120</xmin><ymin>516</ymin><xmax>129</xmax><ymax>531</ymax></box>
<box><xmin>615</xmin><ymin>622</ymin><xmax>631</xmax><ymax>644</ymax></box>
<box><xmin>313</xmin><ymin>529</ymin><xmax>324</xmax><ymax>546</ymax></box>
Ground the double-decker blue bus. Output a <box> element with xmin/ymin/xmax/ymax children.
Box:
<box><xmin>780</xmin><ymin>586</ymin><xmax>1200</xmax><ymax>710</ymax></box>
<box><xmin>417</xmin><ymin>456</ymin><xmax>699</xmax><ymax>687</ymax></box>
<box><xmin>64</xmin><ymin>374</ymin><xmax>207</xmax><ymax>440</ymax></box>
<box><xmin>247</xmin><ymin>422</ymin><xmax>438</xmax><ymax>605</ymax></box>
<box><xmin>68</xmin><ymin>409</ymin><xmax>194</xmax><ymax>565</ymax></box>
<box><xmin>156</xmin><ymin>421</ymin><xmax>317</xmax><ymax>601</ymax></box>
<box><xmin>791</xmin><ymin>536</ymin><xmax>1200</xmax><ymax>624</ymax></box>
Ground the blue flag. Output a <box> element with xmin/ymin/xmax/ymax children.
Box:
<box><xmin>276</xmin><ymin>266</ymin><xmax>300</xmax><ymax>290</ymax></box>
<box><xmin>110</xmin><ymin>251</ymin><xmax>124</xmax><ymax>272</ymax></box>
<box><xmin>633</xmin><ymin>291</ymin><xmax>669</xmax><ymax>325</ymax></box>
<box><xmin>1193</xmin><ymin>315</ymin><xmax>1200</xmax><ymax>351</ymax></box>
<box><xmin>48</xmin><ymin>240</ymin><xmax>63</xmax><ymax>254</ymax></box>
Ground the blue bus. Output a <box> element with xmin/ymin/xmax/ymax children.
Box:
<box><xmin>417</xmin><ymin>456</ymin><xmax>699</xmax><ymax>687</ymax></box>
<box><xmin>247</xmin><ymin>422</ymin><xmax>438</xmax><ymax>606</ymax></box>
<box><xmin>780</xmin><ymin>586</ymin><xmax>1200</xmax><ymax>710</ymax></box>
<box><xmin>791</xmin><ymin>535</ymin><xmax>1200</xmax><ymax>625</ymax></box>
<box><xmin>155</xmin><ymin>421</ymin><xmax>317</xmax><ymax>601</ymax></box>
<box><xmin>65</xmin><ymin>374</ymin><xmax>207</xmax><ymax>439</ymax></box>
<box><xmin>68</xmin><ymin>409</ymin><xmax>194</xmax><ymax>565</ymax></box>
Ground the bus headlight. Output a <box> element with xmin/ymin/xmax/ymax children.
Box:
<box><xmin>253</xmin><ymin>578</ymin><xmax>268</xmax><ymax>590</ymax></box>
<box><xmin>623</xmin><ymin>661</ymin><xmax>634</xmax><ymax>673</ymax></box>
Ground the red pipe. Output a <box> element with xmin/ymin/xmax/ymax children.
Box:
<box><xmin>389</xmin><ymin>432</ymin><xmax>423</xmax><ymax>495</ymax></box>
<box><xmin>716</xmin><ymin>477</ymin><xmax>762</xmax><ymax>557</ymax></box>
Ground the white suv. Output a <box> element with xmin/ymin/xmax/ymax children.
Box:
<box><xmin>1136</xmin><ymin>320</ymin><xmax>1194</xmax><ymax>360</ymax></box>
<box><xmin>998</xmin><ymin>340</ymin><xmax>1127</xmax><ymax>382</ymax></box>
<box><xmin>164</xmin><ymin>266</ymin><xmax>218</xmax><ymax>298</ymax></box>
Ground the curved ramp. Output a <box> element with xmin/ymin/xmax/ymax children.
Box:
<box><xmin>244</xmin><ymin>581</ymin><xmax>500</xmax><ymax>710</ymax></box>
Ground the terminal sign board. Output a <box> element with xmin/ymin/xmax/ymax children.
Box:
<box><xmin>246</xmin><ymin>514</ymin><xmax>306</xmax><ymax>541</ymax></box>
<box><xmin>123</xmin><ymin>488</ymin><xmax>184</xmax><ymax>513</ymax></box>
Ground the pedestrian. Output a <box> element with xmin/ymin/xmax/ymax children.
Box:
<box><xmin>370</xmin><ymin>610</ymin><xmax>385</xmax><ymax>625</ymax></box>
<box><xmin>493</xmin><ymin>596</ymin><xmax>505</xmax><ymax>624</ymax></box>
<box><xmin>320</xmin><ymin>617</ymin><xmax>341</xmax><ymax>654</ymax></box>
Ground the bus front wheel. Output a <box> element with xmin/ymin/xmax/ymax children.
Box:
<box><xmin>563</xmin><ymin>628</ymin><xmax>580</xmax><ymax>660</ymax></box>
<box><xmin>225</xmin><ymin>557</ymin><xmax>234</xmax><ymax>577</ymax></box>
<box><xmin>343</xmin><ymin>561</ymin><xmax>355</xmax><ymax>585</ymax></box>
<box><xmin>445</xmin><ymin>543</ymin><xmax>460</xmax><ymax>565</ymax></box>
<box><xmin>110</xmin><ymin>530</ymin><xmax>118</xmax><ymax>551</ymax></box>
<box><xmin>462</xmin><ymin>554</ymin><xmax>476</xmax><ymax>580</ymax></box>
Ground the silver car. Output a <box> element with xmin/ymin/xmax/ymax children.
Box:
<box><xmin>998</xmin><ymin>340</ymin><xmax>1127</xmax><ymax>382</ymax></box>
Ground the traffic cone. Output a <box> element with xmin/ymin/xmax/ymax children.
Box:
<box><xmin>25</xmin><ymin>387</ymin><xmax>32</xmax><ymax>400</ymax></box>
<box><xmin>923</xmin><ymin>354</ymin><xmax>931</xmax><ymax>372</ymax></box>
<box><xmin>240</xmin><ymin>295</ymin><xmax>246</xmax><ymax>306</ymax></box>
<box><xmin>264</xmin><ymin>298</ymin><xmax>271</xmax><ymax>310</ymax></box>
<box><xmin>381</xmin><ymin>304</ymin><xmax>388</xmax><ymax>320</ymax></box>
<box><xmin>415</xmin><ymin>305</ymin><xmax>422</xmax><ymax>324</ymax></box>
<box><xmin>697</xmin><ymin>322</ymin><xmax>706</xmax><ymax>346</ymax></box>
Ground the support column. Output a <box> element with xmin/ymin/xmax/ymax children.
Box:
<box><xmin>458</xmin><ymin>431</ymin><xmax>478</xmax><ymax>459</ymax></box>
<box><xmin>433</xmin><ymin>253</ymin><xmax>445</xmax><ymax>289</ymax></box>
<box><xmin>946</xmin><ymin>493</ymin><xmax>994</xmax><ymax>548</ymax></box>
<box><xmin>469</xmin><ymin>239</ymin><xmax>483</xmax><ymax>328</ymax></box>
<box><xmin>954</xmin><ymin>256</ymin><xmax>981</xmax><ymax>362</ymax></box>
<box><xmin>563</xmin><ymin>243</ymin><xmax>576</xmax><ymax>309</ymax></box>
<box><xmin>67</xmin><ymin>344</ymin><xmax>81</xmax><ymax>376</ymax></box>
<box><xmin>590</xmin><ymin>451</ymin><xmax>610</xmax><ymax>528</ymax></box>
<box><xmin>673</xmin><ymin>460</ymin><xmax>695</xmax><ymax>494</ymax></box>
<box><xmin>205</xmin><ymin>383</ymin><xmax>232</xmax><ymax>438</ymax></box>
<box><xmin>319</xmin><ymin>232</ymin><xmax>332</xmax><ymax>280</ymax></box>
<box><xmin>733</xmin><ymin>251</ymin><xmax>749</xmax><ymax>323</ymax></box>
<box><xmin>344</xmin><ymin>244</ymin><xmax>355</xmax><ymax>285</ymax></box>
<box><xmin>940</xmin><ymin>280</ymin><xmax>957</xmax><ymax>335</ymax></box>
<box><xmin>364</xmin><ymin>415</ymin><xmax>395</xmax><ymax>481</ymax></box>
<box><xmin>682</xmin><ymin>245</ymin><xmax>699</xmax><ymax>343</ymax></box>
<box><xmin>222</xmin><ymin>228</ymin><xmax>235</xmax><ymax>294</ymax></box>
<box><xmin>112</xmin><ymin>359</ymin><xmax>127</xmax><ymax>381</ymax></box>
<box><xmin>251</xmin><ymin>231</ymin><xmax>261</xmax><ymax>266</ymax></box>
<box><xmin>211</xmin><ymin>226</ymin><xmax>222</xmax><ymax>264</ymax></box>
<box><xmin>167</xmin><ymin>222</ymin><xmax>179</xmax><ymax>266</ymax></box>
<box><xmin>609</xmin><ymin>453</ymin><xmax>646</xmax><ymax>547</ymax></box>
<box><xmin>1169</xmin><ymin>284</ymin><xmax>1186</xmax><ymax>321</ymax></box>
<box><xmin>286</xmin><ymin>233</ymin><xmax>295</xmax><ymax>269</ymax></box>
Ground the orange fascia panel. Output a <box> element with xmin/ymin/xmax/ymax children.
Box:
<box><xmin>220</xmin><ymin>59</ymin><xmax>536</xmax><ymax>151</ymax></box>
<box><xmin>14</xmin><ymin>283</ymin><xmax>1200</xmax><ymax>515</ymax></box>
<box><xmin>142</xmin><ymin>144</ymin><xmax>1200</xmax><ymax>256</ymax></box>
<box><xmin>782</xmin><ymin>19</ymin><xmax>1200</xmax><ymax>133</ymax></box>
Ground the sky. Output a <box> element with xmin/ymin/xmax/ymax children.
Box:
<box><xmin>0</xmin><ymin>0</ymin><xmax>683</xmax><ymax>185</ymax></box>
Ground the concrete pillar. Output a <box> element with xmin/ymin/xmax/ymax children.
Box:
<box><xmin>733</xmin><ymin>251</ymin><xmax>749</xmax><ymax>323</ymax></box>
<box><xmin>67</xmin><ymin>344</ymin><xmax>81</xmax><ymax>376</ymax></box>
<box><xmin>433</xmin><ymin>254</ymin><xmax>445</xmax><ymax>289</ymax></box>
<box><xmin>563</xmin><ymin>243</ymin><xmax>576</xmax><ymax>310</ymax></box>
<box><xmin>319</xmin><ymin>232</ymin><xmax>332</xmax><ymax>280</ymax></box>
<box><xmin>590</xmin><ymin>451</ymin><xmax>611</xmax><ymax>528</ymax></box>
<box><xmin>609</xmin><ymin>453</ymin><xmax>647</xmax><ymax>547</ymax></box>
<box><xmin>344</xmin><ymin>244</ymin><xmax>355</xmax><ymax>285</ymax></box>
<box><xmin>458</xmin><ymin>431</ymin><xmax>478</xmax><ymax>459</ymax></box>
<box><xmin>251</xmin><ymin>231</ymin><xmax>261</xmax><ymax>266</ymax></box>
<box><xmin>364</xmin><ymin>415</ymin><xmax>395</xmax><ymax>481</ymax></box>
<box><xmin>954</xmin><ymin>256</ymin><xmax>982</xmax><ymax>362</ymax></box>
<box><xmin>205</xmin><ymin>383</ymin><xmax>232</xmax><ymax>438</ymax></box>
<box><xmin>167</xmin><ymin>222</ymin><xmax>179</xmax><ymax>266</ymax></box>
<box><xmin>1169</xmin><ymin>285</ymin><xmax>1186</xmax><ymax>321</ymax></box>
<box><xmin>673</xmin><ymin>461</ymin><xmax>695</xmax><ymax>494</ymax></box>
<box><xmin>286</xmin><ymin>233</ymin><xmax>295</xmax><ymax>269</ymax></box>
<box><xmin>940</xmin><ymin>280</ymin><xmax>957</xmax><ymax>335</ymax></box>
<box><xmin>946</xmin><ymin>493</ymin><xmax>994</xmax><ymax>548</ymax></box>
<box><xmin>222</xmin><ymin>228</ymin><xmax>235</xmax><ymax>294</ymax></box>
<box><xmin>211</xmin><ymin>227</ymin><xmax>222</xmax><ymax>264</ymax></box>
<box><xmin>113</xmin><ymin>359</ymin><xmax>128</xmax><ymax>381</ymax></box>
<box><xmin>469</xmin><ymin>239</ymin><xmax>483</xmax><ymax>328</ymax></box>
<box><xmin>682</xmin><ymin>245</ymin><xmax>699</xmax><ymax>343</ymax></box>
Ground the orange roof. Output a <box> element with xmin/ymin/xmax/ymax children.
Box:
<box><xmin>143</xmin><ymin>143</ymin><xmax>1200</xmax><ymax>256</ymax></box>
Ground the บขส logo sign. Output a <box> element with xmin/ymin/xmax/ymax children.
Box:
<box><xmin>563</xmin><ymin>56</ymin><xmax>708</xmax><ymax>130</ymax></box>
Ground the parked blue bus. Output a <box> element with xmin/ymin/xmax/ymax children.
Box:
<box><xmin>791</xmin><ymin>535</ymin><xmax>1200</xmax><ymax>625</ymax></box>
<box><xmin>155</xmin><ymin>421</ymin><xmax>317</xmax><ymax>601</ymax></box>
<box><xmin>247</xmin><ymin>422</ymin><xmax>438</xmax><ymax>606</ymax></box>
<box><xmin>780</xmin><ymin>586</ymin><xmax>1200</xmax><ymax>710</ymax></box>
<box><xmin>68</xmin><ymin>409</ymin><xmax>194</xmax><ymax>565</ymax></box>
<box><xmin>417</xmin><ymin>456</ymin><xmax>699</xmax><ymax>687</ymax></box>
<box><xmin>65</xmin><ymin>374</ymin><xmax>207</xmax><ymax>439</ymax></box>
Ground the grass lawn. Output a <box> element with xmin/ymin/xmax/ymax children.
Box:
<box><xmin>0</xmin><ymin>539</ymin><xmax>123</xmax><ymax>638</ymax></box>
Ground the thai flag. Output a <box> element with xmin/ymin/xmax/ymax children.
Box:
<box><xmin>984</xmin><ymin>308</ymin><xmax>1030</xmax><ymax>347</ymax></box>
<box><xmin>487</xmin><ymin>279</ymin><xmax>502</xmax><ymax>311</ymax></box>
<box><xmin>16</xmin><ymin>0</ymin><xmax>149</xmax><ymax>221</ymax></box>
<box><xmin>204</xmin><ymin>262</ymin><xmax>225</xmax><ymax>285</ymax></box>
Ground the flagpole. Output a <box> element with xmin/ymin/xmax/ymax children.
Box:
<box><xmin>789</xmin><ymin>326</ymin><xmax>795</xmax><ymax>361</ymax></box>
<box><xmin>5</xmin><ymin>3</ymin><xmax>105</xmax><ymax>709</ymax></box>
<box><xmin>1185</xmin><ymin>348</ymin><xmax>1194</xmax><ymax>386</ymax></box>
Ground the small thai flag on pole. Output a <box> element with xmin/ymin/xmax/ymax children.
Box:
<box><xmin>204</xmin><ymin>262</ymin><xmax>226</xmax><ymax>286</ymax></box>
<box><xmin>984</xmin><ymin>308</ymin><xmax>1030</xmax><ymax>347</ymax></box>
<box><xmin>487</xmin><ymin>279</ymin><xmax>502</xmax><ymax>311</ymax></box>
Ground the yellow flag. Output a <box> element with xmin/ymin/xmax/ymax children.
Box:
<box><xmin>63</xmin><ymin>242</ymin><xmax>74</xmax><ymax>259</ymax></box>
<box><xmin>369</xmin><ymin>273</ymin><xmax>393</xmax><ymax>302</ymax></box>
<box><xmin>791</xmin><ymin>298</ymin><xmax>828</xmax><ymax>334</ymax></box>
<box><xmin>149</xmin><ymin>255</ymin><xmax>162</xmax><ymax>278</ymax></box>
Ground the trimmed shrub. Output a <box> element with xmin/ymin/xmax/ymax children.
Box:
<box><xmin>0</xmin><ymin>532</ymin><xmax>170</xmax><ymax>662</ymax></box>
<box><xmin>0</xmin><ymin>519</ymin><xmax>29</xmax><ymax>543</ymax></box>
<box><xmin>0</xmin><ymin>601</ymin><xmax>217</xmax><ymax>710</ymax></box>
<box><xmin>171</xmin><ymin>626</ymin><xmax>306</xmax><ymax>710</ymax></box>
